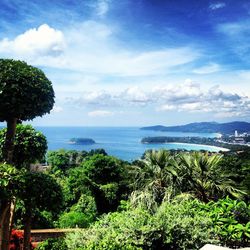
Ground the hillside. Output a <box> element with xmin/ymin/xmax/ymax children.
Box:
<box><xmin>141</xmin><ymin>121</ymin><xmax>250</xmax><ymax>134</ymax></box>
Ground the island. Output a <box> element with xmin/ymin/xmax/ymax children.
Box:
<box><xmin>69</xmin><ymin>138</ymin><xmax>96</xmax><ymax>145</ymax></box>
<box><xmin>141</xmin><ymin>121</ymin><xmax>250</xmax><ymax>134</ymax></box>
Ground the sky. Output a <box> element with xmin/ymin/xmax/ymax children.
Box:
<box><xmin>0</xmin><ymin>0</ymin><xmax>250</xmax><ymax>126</ymax></box>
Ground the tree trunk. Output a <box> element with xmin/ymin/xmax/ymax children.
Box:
<box><xmin>23</xmin><ymin>204</ymin><xmax>32</xmax><ymax>250</ymax></box>
<box><xmin>0</xmin><ymin>201</ymin><xmax>11</xmax><ymax>250</ymax></box>
<box><xmin>9</xmin><ymin>199</ymin><xmax>16</xmax><ymax>233</ymax></box>
<box><xmin>4</xmin><ymin>118</ymin><xmax>17</xmax><ymax>164</ymax></box>
<box><xmin>0</xmin><ymin>118</ymin><xmax>17</xmax><ymax>250</ymax></box>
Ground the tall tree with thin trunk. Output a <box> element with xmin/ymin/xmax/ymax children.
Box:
<box><xmin>0</xmin><ymin>59</ymin><xmax>54</xmax><ymax>250</ymax></box>
<box><xmin>0</xmin><ymin>124</ymin><xmax>48</xmax><ymax>250</ymax></box>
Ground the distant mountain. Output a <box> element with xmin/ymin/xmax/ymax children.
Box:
<box><xmin>141</xmin><ymin>121</ymin><xmax>250</xmax><ymax>134</ymax></box>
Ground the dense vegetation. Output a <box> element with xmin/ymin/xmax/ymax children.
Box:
<box><xmin>35</xmin><ymin>147</ymin><xmax>249</xmax><ymax>249</ymax></box>
<box><xmin>0</xmin><ymin>125</ymin><xmax>250</xmax><ymax>249</ymax></box>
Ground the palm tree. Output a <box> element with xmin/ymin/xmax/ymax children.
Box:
<box><xmin>130</xmin><ymin>150</ymin><xmax>179</xmax><ymax>208</ymax></box>
<box><xmin>178</xmin><ymin>152</ymin><xmax>246</xmax><ymax>202</ymax></box>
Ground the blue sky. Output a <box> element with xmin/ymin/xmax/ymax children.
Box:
<box><xmin>0</xmin><ymin>0</ymin><xmax>250</xmax><ymax>126</ymax></box>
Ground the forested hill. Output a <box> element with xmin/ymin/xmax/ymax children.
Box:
<box><xmin>141</xmin><ymin>121</ymin><xmax>250</xmax><ymax>134</ymax></box>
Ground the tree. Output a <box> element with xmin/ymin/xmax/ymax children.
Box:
<box><xmin>130</xmin><ymin>150</ymin><xmax>178</xmax><ymax>210</ymax></box>
<box><xmin>18</xmin><ymin>172</ymin><xmax>63</xmax><ymax>250</ymax></box>
<box><xmin>178</xmin><ymin>152</ymin><xmax>246</xmax><ymax>202</ymax></box>
<box><xmin>0</xmin><ymin>59</ymin><xmax>54</xmax><ymax>250</ymax></box>
<box><xmin>0</xmin><ymin>124</ymin><xmax>47</xmax><ymax>168</ymax></box>
<box><xmin>67</xmin><ymin>154</ymin><xmax>127</xmax><ymax>214</ymax></box>
<box><xmin>0</xmin><ymin>125</ymin><xmax>52</xmax><ymax>250</ymax></box>
<box><xmin>47</xmin><ymin>149</ymin><xmax>88</xmax><ymax>172</ymax></box>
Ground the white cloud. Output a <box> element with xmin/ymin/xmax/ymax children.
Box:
<box><xmin>67</xmin><ymin>80</ymin><xmax>250</xmax><ymax>118</ymax></box>
<box><xmin>0</xmin><ymin>22</ymin><xmax>199</xmax><ymax>77</ymax></box>
<box><xmin>157</xmin><ymin>104</ymin><xmax>175</xmax><ymax>111</ymax></box>
<box><xmin>121</xmin><ymin>86</ymin><xmax>151</xmax><ymax>104</ymax></box>
<box><xmin>193</xmin><ymin>63</ymin><xmax>221</xmax><ymax>74</ymax></box>
<box><xmin>88</xmin><ymin>110</ymin><xmax>114</xmax><ymax>117</ymax></box>
<box><xmin>0</xmin><ymin>24</ymin><xmax>65</xmax><ymax>58</ymax></box>
<box><xmin>209</xmin><ymin>2</ymin><xmax>226</xmax><ymax>10</ymax></box>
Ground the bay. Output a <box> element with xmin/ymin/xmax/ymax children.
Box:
<box><xmin>35</xmin><ymin>127</ymin><xmax>225</xmax><ymax>161</ymax></box>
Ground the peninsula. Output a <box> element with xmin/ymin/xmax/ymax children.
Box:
<box><xmin>141</xmin><ymin>121</ymin><xmax>250</xmax><ymax>134</ymax></box>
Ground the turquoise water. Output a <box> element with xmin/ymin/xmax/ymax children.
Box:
<box><xmin>35</xmin><ymin>127</ymin><xmax>223</xmax><ymax>161</ymax></box>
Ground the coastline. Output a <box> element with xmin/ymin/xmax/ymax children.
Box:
<box><xmin>160</xmin><ymin>142</ymin><xmax>230</xmax><ymax>152</ymax></box>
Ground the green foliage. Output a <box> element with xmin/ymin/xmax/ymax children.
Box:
<box><xmin>47</xmin><ymin>149</ymin><xmax>88</xmax><ymax>172</ymax></box>
<box><xmin>0</xmin><ymin>59</ymin><xmax>54</xmax><ymax>122</ymax></box>
<box><xmin>37</xmin><ymin>238</ymin><xmax>68</xmax><ymax>250</ymax></box>
<box><xmin>62</xmin><ymin>154</ymin><xmax>129</xmax><ymax>214</ymax></box>
<box><xmin>79</xmin><ymin>154</ymin><xmax>129</xmax><ymax>213</ymax></box>
<box><xmin>81</xmin><ymin>154</ymin><xmax>123</xmax><ymax>184</ymax></box>
<box><xmin>65</xmin><ymin>199</ymin><xmax>216</xmax><ymax>250</ymax></box>
<box><xmin>17</xmin><ymin>172</ymin><xmax>63</xmax><ymax>213</ymax></box>
<box><xmin>155</xmin><ymin>199</ymin><xmax>217</xmax><ymax>249</ymax></box>
<box><xmin>195</xmin><ymin>197</ymin><xmax>250</xmax><ymax>248</ymax></box>
<box><xmin>59</xmin><ymin>194</ymin><xmax>97</xmax><ymax>228</ymax></box>
<box><xmin>14</xmin><ymin>201</ymin><xmax>56</xmax><ymax>229</ymax></box>
<box><xmin>59</xmin><ymin>211</ymin><xmax>92</xmax><ymax>228</ymax></box>
<box><xmin>178</xmin><ymin>152</ymin><xmax>246</xmax><ymax>201</ymax></box>
<box><xmin>219</xmin><ymin>153</ymin><xmax>250</xmax><ymax>196</ymax></box>
<box><xmin>131</xmin><ymin>150</ymin><xmax>179</xmax><ymax>207</ymax></box>
<box><xmin>0</xmin><ymin>163</ymin><xmax>23</xmax><ymax>199</ymax></box>
<box><xmin>71</xmin><ymin>194</ymin><xmax>97</xmax><ymax>217</ymax></box>
<box><xmin>88</xmin><ymin>148</ymin><xmax>107</xmax><ymax>156</ymax></box>
<box><xmin>0</xmin><ymin>125</ymin><xmax>47</xmax><ymax>167</ymax></box>
<box><xmin>0</xmin><ymin>163</ymin><xmax>17</xmax><ymax>187</ymax></box>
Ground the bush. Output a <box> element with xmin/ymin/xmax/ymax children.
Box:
<box><xmin>36</xmin><ymin>238</ymin><xmax>67</xmax><ymax>250</ymax></box>
<box><xmin>65</xmin><ymin>199</ymin><xmax>216</xmax><ymax>250</ymax></box>
<box><xmin>155</xmin><ymin>200</ymin><xmax>217</xmax><ymax>249</ymax></box>
<box><xmin>59</xmin><ymin>211</ymin><xmax>93</xmax><ymax>228</ymax></box>
<box><xmin>195</xmin><ymin>197</ymin><xmax>250</xmax><ymax>248</ymax></box>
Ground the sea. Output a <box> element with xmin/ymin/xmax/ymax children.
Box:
<box><xmin>33</xmin><ymin>127</ymin><xmax>225</xmax><ymax>162</ymax></box>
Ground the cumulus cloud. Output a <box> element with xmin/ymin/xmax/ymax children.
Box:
<box><xmin>120</xmin><ymin>87</ymin><xmax>152</xmax><ymax>104</ymax></box>
<box><xmin>0</xmin><ymin>22</ymin><xmax>199</xmax><ymax>77</ymax></box>
<box><xmin>70</xmin><ymin>90</ymin><xmax>117</xmax><ymax>107</ymax></box>
<box><xmin>88</xmin><ymin>110</ymin><xmax>114</xmax><ymax>117</ymax></box>
<box><xmin>0</xmin><ymin>24</ymin><xmax>65</xmax><ymax>58</ymax></box>
<box><xmin>156</xmin><ymin>82</ymin><xmax>250</xmax><ymax>117</ymax></box>
<box><xmin>209</xmin><ymin>2</ymin><xmax>226</xmax><ymax>10</ymax></box>
<box><xmin>68</xmin><ymin>80</ymin><xmax>250</xmax><ymax>118</ymax></box>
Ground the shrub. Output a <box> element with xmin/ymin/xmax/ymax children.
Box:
<box><xmin>155</xmin><ymin>200</ymin><xmax>217</xmax><ymax>249</ymax></box>
<box><xmin>65</xmin><ymin>199</ymin><xmax>216</xmax><ymax>250</ymax></box>
<box><xmin>195</xmin><ymin>197</ymin><xmax>250</xmax><ymax>248</ymax></box>
<box><xmin>59</xmin><ymin>211</ymin><xmax>93</xmax><ymax>228</ymax></box>
<box><xmin>36</xmin><ymin>238</ymin><xmax>67</xmax><ymax>250</ymax></box>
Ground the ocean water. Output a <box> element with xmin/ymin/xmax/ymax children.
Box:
<box><xmin>35</xmin><ymin>127</ymin><xmax>223</xmax><ymax>161</ymax></box>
